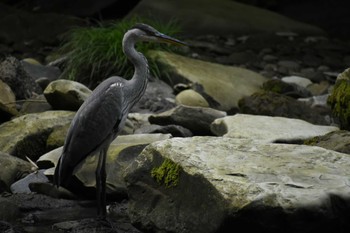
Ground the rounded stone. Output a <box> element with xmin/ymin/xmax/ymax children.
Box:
<box><xmin>175</xmin><ymin>89</ymin><xmax>209</xmax><ymax>108</ymax></box>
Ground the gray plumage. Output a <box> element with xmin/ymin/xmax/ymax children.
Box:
<box><xmin>53</xmin><ymin>23</ymin><xmax>186</xmax><ymax>219</ymax></box>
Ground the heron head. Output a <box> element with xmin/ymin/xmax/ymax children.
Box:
<box><xmin>131</xmin><ymin>23</ymin><xmax>187</xmax><ymax>46</ymax></box>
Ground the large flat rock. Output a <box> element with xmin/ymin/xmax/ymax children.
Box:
<box><xmin>149</xmin><ymin>51</ymin><xmax>267</xmax><ymax>111</ymax></box>
<box><xmin>211</xmin><ymin>114</ymin><xmax>339</xmax><ymax>142</ymax></box>
<box><xmin>125</xmin><ymin>136</ymin><xmax>350</xmax><ymax>233</ymax></box>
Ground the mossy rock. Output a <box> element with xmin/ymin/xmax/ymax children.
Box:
<box><xmin>327</xmin><ymin>68</ymin><xmax>350</xmax><ymax>129</ymax></box>
<box><xmin>151</xmin><ymin>158</ymin><xmax>181</xmax><ymax>188</ymax></box>
<box><xmin>0</xmin><ymin>111</ymin><xmax>75</xmax><ymax>161</ymax></box>
<box><xmin>238</xmin><ymin>91</ymin><xmax>329</xmax><ymax>125</ymax></box>
<box><xmin>304</xmin><ymin>130</ymin><xmax>350</xmax><ymax>154</ymax></box>
<box><xmin>262</xmin><ymin>79</ymin><xmax>311</xmax><ymax>98</ymax></box>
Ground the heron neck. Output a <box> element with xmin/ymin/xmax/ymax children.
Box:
<box><xmin>122</xmin><ymin>32</ymin><xmax>149</xmax><ymax>90</ymax></box>
<box><xmin>123</xmin><ymin>32</ymin><xmax>149</xmax><ymax>105</ymax></box>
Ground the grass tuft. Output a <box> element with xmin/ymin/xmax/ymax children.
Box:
<box><xmin>58</xmin><ymin>17</ymin><xmax>182</xmax><ymax>88</ymax></box>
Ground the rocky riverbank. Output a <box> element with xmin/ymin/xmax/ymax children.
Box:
<box><xmin>1</xmin><ymin>1</ymin><xmax>350</xmax><ymax>233</ymax></box>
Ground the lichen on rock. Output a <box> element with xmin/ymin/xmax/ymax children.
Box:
<box><xmin>151</xmin><ymin>158</ymin><xmax>181</xmax><ymax>188</ymax></box>
<box><xmin>327</xmin><ymin>68</ymin><xmax>350</xmax><ymax>129</ymax></box>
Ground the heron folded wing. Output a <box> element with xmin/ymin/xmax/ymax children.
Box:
<box><xmin>58</xmin><ymin>77</ymin><xmax>126</xmax><ymax>180</ymax></box>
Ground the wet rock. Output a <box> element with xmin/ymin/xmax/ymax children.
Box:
<box><xmin>307</xmin><ymin>81</ymin><xmax>330</xmax><ymax>96</ymax></box>
<box><xmin>21</xmin><ymin>59</ymin><xmax>61</xmax><ymax>83</ymax></box>
<box><xmin>53</xmin><ymin>219</ymin><xmax>119</xmax><ymax>233</ymax></box>
<box><xmin>188</xmin><ymin>39</ymin><xmax>232</xmax><ymax>56</ymax></box>
<box><xmin>46</xmin><ymin>124</ymin><xmax>71</xmax><ymax>151</ymax></box>
<box><xmin>0</xmin><ymin>152</ymin><xmax>33</xmax><ymax>192</ymax></box>
<box><xmin>327</xmin><ymin>68</ymin><xmax>350</xmax><ymax>129</ymax></box>
<box><xmin>36</xmin><ymin>147</ymin><xmax>62</xmax><ymax>169</ymax></box>
<box><xmin>35</xmin><ymin>77</ymin><xmax>51</xmax><ymax>90</ymax></box>
<box><xmin>0</xmin><ymin>56</ymin><xmax>42</xmax><ymax>100</ymax></box>
<box><xmin>216</xmin><ymin>51</ymin><xmax>257</xmax><ymax>65</ymax></box>
<box><xmin>149</xmin><ymin>51</ymin><xmax>267</xmax><ymax>111</ymax></box>
<box><xmin>277</xmin><ymin>60</ymin><xmax>301</xmax><ymax>74</ymax></box>
<box><xmin>0</xmin><ymin>220</ymin><xmax>25</xmax><ymax>233</ymax></box>
<box><xmin>125</xmin><ymin>136</ymin><xmax>350</xmax><ymax>233</ymax></box>
<box><xmin>44</xmin><ymin>79</ymin><xmax>92</xmax><ymax>111</ymax></box>
<box><xmin>149</xmin><ymin>105</ymin><xmax>226</xmax><ymax>135</ymax></box>
<box><xmin>262</xmin><ymin>79</ymin><xmax>312</xmax><ymax>98</ymax></box>
<box><xmin>300</xmin><ymin>68</ymin><xmax>325</xmax><ymax>83</ymax></box>
<box><xmin>0</xmin><ymin>80</ymin><xmax>18</xmax><ymax>122</ymax></box>
<box><xmin>238</xmin><ymin>91</ymin><xmax>331</xmax><ymax>125</ymax></box>
<box><xmin>281</xmin><ymin>75</ymin><xmax>313</xmax><ymax>88</ymax></box>
<box><xmin>19</xmin><ymin>95</ymin><xmax>52</xmax><ymax>114</ymax></box>
<box><xmin>175</xmin><ymin>89</ymin><xmax>209</xmax><ymax>107</ymax></box>
<box><xmin>10</xmin><ymin>170</ymin><xmax>49</xmax><ymax>194</ymax></box>
<box><xmin>53</xmin><ymin>202</ymin><xmax>141</xmax><ymax>233</ymax></box>
<box><xmin>0</xmin><ymin>111</ymin><xmax>75</xmax><ymax>161</ymax></box>
<box><xmin>0</xmin><ymin>201</ymin><xmax>21</xmax><ymax>223</ymax></box>
<box><xmin>131</xmin><ymin>78</ymin><xmax>176</xmax><ymax>114</ymax></box>
<box><xmin>0</xmin><ymin>193</ymin><xmax>101</xmax><ymax>231</ymax></box>
<box><xmin>261</xmin><ymin>54</ymin><xmax>277</xmax><ymax>62</ymax></box>
<box><xmin>29</xmin><ymin>182</ymin><xmax>77</xmax><ymax>200</ymax></box>
<box><xmin>126</xmin><ymin>113</ymin><xmax>152</xmax><ymax>133</ymax></box>
<box><xmin>298</xmin><ymin>94</ymin><xmax>330</xmax><ymax>109</ymax></box>
<box><xmin>78</xmin><ymin>134</ymin><xmax>171</xmax><ymax>198</ymax></box>
<box><xmin>135</xmin><ymin>124</ymin><xmax>193</xmax><ymax>137</ymax></box>
<box><xmin>211</xmin><ymin>114</ymin><xmax>338</xmax><ymax>143</ymax></box>
<box><xmin>304</xmin><ymin>130</ymin><xmax>350</xmax><ymax>154</ymax></box>
<box><xmin>38</xmin><ymin>134</ymin><xmax>171</xmax><ymax>199</ymax></box>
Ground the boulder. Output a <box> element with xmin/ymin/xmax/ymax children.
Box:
<box><xmin>10</xmin><ymin>170</ymin><xmax>49</xmax><ymax>194</ymax></box>
<box><xmin>327</xmin><ymin>68</ymin><xmax>350</xmax><ymax>129</ymax></box>
<box><xmin>0</xmin><ymin>152</ymin><xmax>33</xmax><ymax>192</ymax></box>
<box><xmin>281</xmin><ymin>76</ymin><xmax>313</xmax><ymax>88</ymax></box>
<box><xmin>238</xmin><ymin>91</ymin><xmax>331</xmax><ymax>125</ymax></box>
<box><xmin>149</xmin><ymin>51</ymin><xmax>267</xmax><ymax>111</ymax></box>
<box><xmin>0</xmin><ymin>57</ymin><xmax>42</xmax><ymax>100</ymax></box>
<box><xmin>0</xmin><ymin>80</ymin><xmax>18</xmax><ymax>122</ymax></box>
<box><xmin>0</xmin><ymin>111</ymin><xmax>75</xmax><ymax>161</ymax></box>
<box><xmin>0</xmin><ymin>201</ymin><xmax>21</xmax><ymax>223</ymax></box>
<box><xmin>149</xmin><ymin>105</ymin><xmax>226</xmax><ymax>135</ymax></box>
<box><xmin>135</xmin><ymin>124</ymin><xmax>193</xmax><ymax>137</ymax></box>
<box><xmin>19</xmin><ymin>95</ymin><xmax>52</xmax><ymax>115</ymax></box>
<box><xmin>131</xmin><ymin>78</ymin><xmax>176</xmax><ymax>114</ymax></box>
<box><xmin>38</xmin><ymin>134</ymin><xmax>171</xmax><ymax>199</ymax></box>
<box><xmin>125</xmin><ymin>136</ymin><xmax>350</xmax><ymax>233</ymax></box>
<box><xmin>175</xmin><ymin>89</ymin><xmax>209</xmax><ymax>108</ymax></box>
<box><xmin>21</xmin><ymin>60</ymin><xmax>61</xmax><ymax>82</ymax></box>
<box><xmin>211</xmin><ymin>114</ymin><xmax>339</xmax><ymax>143</ymax></box>
<box><xmin>262</xmin><ymin>79</ymin><xmax>312</xmax><ymax>98</ymax></box>
<box><xmin>304</xmin><ymin>130</ymin><xmax>350</xmax><ymax>154</ymax></box>
<box><xmin>127</xmin><ymin>0</ymin><xmax>324</xmax><ymax>36</ymax></box>
<box><xmin>44</xmin><ymin>80</ymin><xmax>92</xmax><ymax>111</ymax></box>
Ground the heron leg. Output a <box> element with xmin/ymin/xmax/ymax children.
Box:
<box><xmin>96</xmin><ymin>146</ymin><xmax>108</xmax><ymax>219</ymax></box>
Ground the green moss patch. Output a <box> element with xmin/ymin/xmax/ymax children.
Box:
<box><xmin>328</xmin><ymin>69</ymin><xmax>350</xmax><ymax>129</ymax></box>
<box><xmin>151</xmin><ymin>158</ymin><xmax>181</xmax><ymax>188</ymax></box>
<box><xmin>303</xmin><ymin>136</ymin><xmax>320</xmax><ymax>146</ymax></box>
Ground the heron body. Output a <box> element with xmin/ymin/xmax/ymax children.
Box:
<box><xmin>53</xmin><ymin>23</ymin><xmax>186</xmax><ymax>218</ymax></box>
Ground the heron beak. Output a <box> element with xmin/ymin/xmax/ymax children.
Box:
<box><xmin>156</xmin><ymin>33</ymin><xmax>188</xmax><ymax>46</ymax></box>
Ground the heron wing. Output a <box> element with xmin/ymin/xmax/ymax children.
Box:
<box><xmin>54</xmin><ymin>77</ymin><xmax>127</xmax><ymax>186</ymax></box>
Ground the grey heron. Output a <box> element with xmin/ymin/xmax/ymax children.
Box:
<box><xmin>53</xmin><ymin>23</ymin><xmax>186</xmax><ymax>219</ymax></box>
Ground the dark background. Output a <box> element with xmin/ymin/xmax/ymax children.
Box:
<box><xmin>1</xmin><ymin>0</ymin><xmax>349</xmax><ymax>38</ymax></box>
